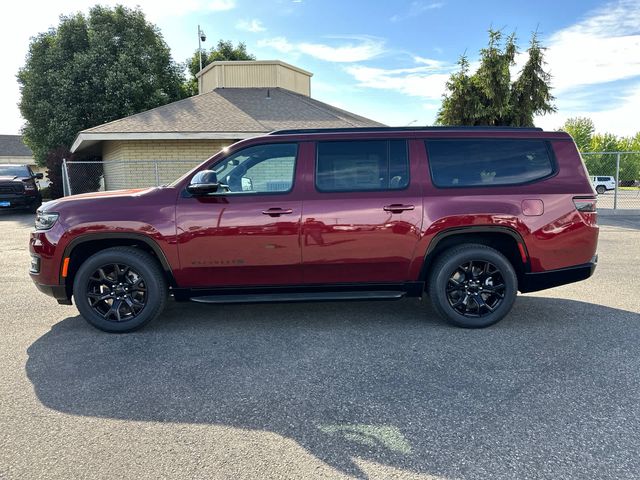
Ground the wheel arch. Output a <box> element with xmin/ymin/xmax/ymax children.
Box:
<box><xmin>420</xmin><ymin>227</ymin><xmax>530</xmax><ymax>288</ymax></box>
<box><xmin>62</xmin><ymin>233</ymin><xmax>177</xmax><ymax>296</ymax></box>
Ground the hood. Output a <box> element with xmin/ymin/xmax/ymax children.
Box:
<box><xmin>41</xmin><ymin>187</ymin><xmax>154</xmax><ymax>212</ymax></box>
<box><xmin>0</xmin><ymin>175</ymin><xmax>20</xmax><ymax>182</ymax></box>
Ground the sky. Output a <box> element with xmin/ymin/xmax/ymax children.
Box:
<box><xmin>1</xmin><ymin>0</ymin><xmax>639</xmax><ymax>136</ymax></box>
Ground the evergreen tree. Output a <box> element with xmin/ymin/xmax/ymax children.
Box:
<box><xmin>437</xmin><ymin>29</ymin><xmax>555</xmax><ymax>126</ymax></box>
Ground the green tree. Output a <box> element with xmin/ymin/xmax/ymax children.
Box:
<box><xmin>510</xmin><ymin>33</ymin><xmax>555</xmax><ymax>126</ymax></box>
<box><xmin>18</xmin><ymin>5</ymin><xmax>185</xmax><ymax>168</ymax></box>
<box><xmin>617</xmin><ymin>132</ymin><xmax>640</xmax><ymax>184</ymax></box>
<box><xmin>184</xmin><ymin>40</ymin><xmax>256</xmax><ymax>96</ymax></box>
<box><xmin>437</xmin><ymin>29</ymin><xmax>555</xmax><ymax>126</ymax></box>
<box><xmin>584</xmin><ymin>133</ymin><xmax>620</xmax><ymax>176</ymax></box>
<box><xmin>560</xmin><ymin>117</ymin><xmax>595</xmax><ymax>152</ymax></box>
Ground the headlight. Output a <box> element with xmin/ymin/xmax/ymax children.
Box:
<box><xmin>35</xmin><ymin>211</ymin><xmax>59</xmax><ymax>230</ymax></box>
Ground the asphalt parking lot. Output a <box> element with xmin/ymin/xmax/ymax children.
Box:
<box><xmin>0</xmin><ymin>212</ymin><xmax>639</xmax><ymax>480</ymax></box>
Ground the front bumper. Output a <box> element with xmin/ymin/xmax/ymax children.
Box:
<box><xmin>0</xmin><ymin>194</ymin><xmax>40</xmax><ymax>208</ymax></box>
<box><xmin>520</xmin><ymin>256</ymin><xmax>597</xmax><ymax>293</ymax></box>
<box><xmin>29</xmin><ymin>221</ymin><xmax>71</xmax><ymax>304</ymax></box>
<box><xmin>32</xmin><ymin>281</ymin><xmax>72</xmax><ymax>305</ymax></box>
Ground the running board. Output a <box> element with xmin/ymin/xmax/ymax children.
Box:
<box><xmin>190</xmin><ymin>290</ymin><xmax>406</xmax><ymax>304</ymax></box>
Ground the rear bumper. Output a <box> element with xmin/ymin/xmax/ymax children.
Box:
<box><xmin>520</xmin><ymin>256</ymin><xmax>597</xmax><ymax>293</ymax></box>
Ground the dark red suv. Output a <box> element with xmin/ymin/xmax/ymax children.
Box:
<box><xmin>30</xmin><ymin>127</ymin><xmax>598</xmax><ymax>332</ymax></box>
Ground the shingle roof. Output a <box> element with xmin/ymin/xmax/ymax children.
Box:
<box><xmin>0</xmin><ymin>135</ymin><xmax>33</xmax><ymax>157</ymax></box>
<box><xmin>82</xmin><ymin>87</ymin><xmax>384</xmax><ymax>135</ymax></box>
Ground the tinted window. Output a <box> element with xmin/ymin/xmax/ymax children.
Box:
<box><xmin>213</xmin><ymin>143</ymin><xmax>297</xmax><ymax>194</ymax></box>
<box><xmin>426</xmin><ymin>139</ymin><xmax>554</xmax><ymax>187</ymax></box>
<box><xmin>0</xmin><ymin>165</ymin><xmax>30</xmax><ymax>177</ymax></box>
<box><xmin>316</xmin><ymin>140</ymin><xmax>409</xmax><ymax>192</ymax></box>
<box><xmin>597</xmin><ymin>176</ymin><xmax>610</xmax><ymax>181</ymax></box>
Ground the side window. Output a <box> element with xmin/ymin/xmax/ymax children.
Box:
<box><xmin>425</xmin><ymin>139</ymin><xmax>554</xmax><ymax>187</ymax></box>
<box><xmin>213</xmin><ymin>143</ymin><xmax>297</xmax><ymax>194</ymax></box>
<box><xmin>316</xmin><ymin>140</ymin><xmax>409</xmax><ymax>192</ymax></box>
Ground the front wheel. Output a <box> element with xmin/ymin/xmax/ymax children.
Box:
<box><xmin>73</xmin><ymin>247</ymin><xmax>168</xmax><ymax>333</ymax></box>
<box><xmin>596</xmin><ymin>185</ymin><xmax>606</xmax><ymax>194</ymax></box>
<box><xmin>428</xmin><ymin>244</ymin><xmax>518</xmax><ymax>328</ymax></box>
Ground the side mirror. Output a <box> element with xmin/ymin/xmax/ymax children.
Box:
<box><xmin>187</xmin><ymin>170</ymin><xmax>220</xmax><ymax>196</ymax></box>
<box><xmin>34</xmin><ymin>172</ymin><xmax>44</xmax><ymax>180</ymax></box>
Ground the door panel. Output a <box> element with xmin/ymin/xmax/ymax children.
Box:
<box><xmin>301</xmin><ymin>139</ymin><xmax>424</xmax><ymax>284</ymax></box>
<box><xmin>175</xmin><ymin>142</ymin><xmax>306</xmax><ymax>288</ymax></box>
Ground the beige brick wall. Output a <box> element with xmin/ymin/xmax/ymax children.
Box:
<box><xmin>102</xmin><ymin>139</ymin><xmax>234</xmax><ymax>190</ymax></box>
<box><xmin>247</xmin><ymin>157</ymin><xmax>295</xmax><ymax>191</ymax></box>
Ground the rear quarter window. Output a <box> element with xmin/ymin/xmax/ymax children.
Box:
<box><xmin>425</xmin><ymin>139</ymin><xmax>555</xmax><ymax>188</ymax></box>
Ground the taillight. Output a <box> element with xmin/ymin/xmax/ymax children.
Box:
<box><xmin>573</xmin><ymin>197</ymin><xmax>597</xmax><ymax>213</ymax></box>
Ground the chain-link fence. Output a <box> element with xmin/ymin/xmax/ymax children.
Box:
<box><xmin>61</xmin><ymin>152</ymin><xmax>640</xmax><ymax>211</ymax></box>
<box><xmin>580</xmin><ymin>152</ymin><xmax>640</xmax><ymax>211</ymax></box>
<box><xmin>62</xmin><ymin>159</ymin><xmax>199</xmax><ymax>196</ymax></box>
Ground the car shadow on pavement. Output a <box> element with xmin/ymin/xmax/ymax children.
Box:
<box><xmin>26</xmin><ymin>297</ymin><xmax>640</xmax><ymax>479</ymax></box>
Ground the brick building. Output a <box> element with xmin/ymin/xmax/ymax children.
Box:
<box><xmin>70</xmin><ymin>60</ymin><xmax>383</xmax><ymax>190</ymax></box>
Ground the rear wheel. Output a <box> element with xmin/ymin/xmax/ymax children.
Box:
<box><xmin>73</xmin><ymin>247</ymin><xmax>167</xmax><ymax>333</ymax></box>
<box><xmin>596</xmin><ymin>185</ymin><xmax>606</xmax><ymax>194</ymax></box>
<box><xmin>428</xmin><ymin>244</ymin><xmax>518</xmax><ymax>328</ymax></box>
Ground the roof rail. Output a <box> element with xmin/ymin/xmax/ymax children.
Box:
<box><xmin>269</xmin><ymin>126</ymin><xmax>544</xmax><ymax>135</ymax></box>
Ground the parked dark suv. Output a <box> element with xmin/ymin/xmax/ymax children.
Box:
<box><xmin>0</xmin><ymin>164</ymin><xmax>43</xmax><ymax>213</ymax></box>
<box><xmin>30</xmin><ymin>127</ymin><xmax>598</xmax><ymax>332</ymax></box>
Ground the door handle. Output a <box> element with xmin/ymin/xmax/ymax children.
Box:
<box><xmin>262</xmin><ymin>208</ymin><xmax>294</xmax><ymax>217</ymax></box>
<box><xmin>383</xmin><ymin>204</ymin><xmax>415</xmax><ymax>213</ymax></box>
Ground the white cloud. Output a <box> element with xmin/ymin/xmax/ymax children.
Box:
<box><xmin>413</xmin><ymin>56</ymin><xmax>447</xmax><ymax>68</ymax></box>
<box><xmin>535</xmin><ymin>83</ymin><xmax>640</xmax><ymax>136</ymax></box>
<box><xmin>390</xmin><ymin>1</ymin><xmax>444</xmax><ymax>22</ymax></box>
<box><xmin>257</xmin><ymin>36</ymin><xmax>385</xmax><ymax>62</ymax></box>
<box><xmin>208</xmin><ymin>0</ymin><xmax>236</xmax><ymax>11</ymax></box>
<box><xmin>544</xmin><ymin>0</ymin><xmax>640</xmax><ymax>92</ymax></box>
<box><xmin>345</xmin><ymin>60</ymin><xmax>453</xmax><ymax>100</ymax></box>
<box><xmin>236</xmin><ymin>19</ymin><xmax>265</xmax><ymax>32</ymax></box>
<box><xmin>531</xmin><ymin>0</ymin><xmax>640</xmax><ymax>134</ymax></box>
<box><xmin>258</xmin><ymin>36</ymin><xmax>295</xmax><ymax>53</ymax></box>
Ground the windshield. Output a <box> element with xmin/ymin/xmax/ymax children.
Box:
<box><xmin>0</xmin><ymin>165</ymin><xmax>29</xmax><ymax>177</ymax></box>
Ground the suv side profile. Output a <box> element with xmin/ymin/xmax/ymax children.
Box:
<box><xmin>0</xmin><ymin>164</ymin><xmax>43</xmax><ymax>213</ymax></box>
<box><xmin>30</xmin><ymin>127</ymin><xmax>599</xmax><ymax>332</ymax></box>
<box><xmin>590</xmin><ymin>175</ymin><xmax>616</xmax><ymax>194</ymax></box>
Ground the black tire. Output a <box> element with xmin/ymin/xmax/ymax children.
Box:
<box><xmin>596</xmin><ymin>185</ymin><xmax>606</xmax><ymax>194</ymax></box>
<box><xmin>28</xmin><ymin>202</ymin><xmax>40</xmax><ymax>214</ymax></box>
<box><xmin>428</xmin><ymin>244</ymin><xmax>518</xmax><ymax>328</ymax></box>
<box><xmin>73</xmin><ymin>247</ymin><xmax>167</xmax><ymax>333</ymax></box>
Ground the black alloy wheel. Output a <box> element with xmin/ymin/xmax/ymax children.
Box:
<box><xmin>428</xmin><ymin>244</ymin><xmax>518</xmax><ymax>328</ymax></box>
<box><xmin>86</xmin><ymin>263</ymin><xmax>147</xmax><ymax>322</ymax></box>
<box><xmin>73</xmin><ymin>247</ymin><xmax>167</xmax><ymax>333</ymax></box>
<box><xmin>445</xmin><ymin>260</ymin><xmax>505</xmax><ymax>317</ymax></box>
